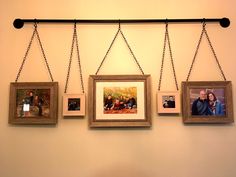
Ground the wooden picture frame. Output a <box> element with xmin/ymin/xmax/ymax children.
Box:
<box><xmin>63</xmin><ymin>93</ymin><xmax>85</xmax><ymax>117</ymax></box>
<box><xmin>157</xmin><ymin>91</ymin><xmax>180</xmax><ymax>114</ymax></box>
<box><xmin>9</xmin><ymin>82</ymin><xmax>58</xmax><ymax>125</ymax></box>
<box><xmin>89</xmin><ymin>75</ymin><xmax>151</xmax><ymax>128</ymax></box>
<box><xmin>182</xmin><ymin>81</ymin><xmax>234</xmax><ymax>123</ymax></box>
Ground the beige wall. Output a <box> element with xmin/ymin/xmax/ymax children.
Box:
<box><xmin>1</xmin><ymin>0</ymin><xmax>236</xmax><ymax>177</ymax></box>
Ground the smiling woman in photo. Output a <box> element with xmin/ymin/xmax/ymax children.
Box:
<box><xmin>207</xmin><ymin>91</ymin><xmax>224</xmax><ymax>116</ymax></box>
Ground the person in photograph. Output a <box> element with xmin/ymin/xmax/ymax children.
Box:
<box><xmin>19</xmin><ymin>98</ymin><xmax>26</xmax><ymax>117</ymax></box>
<box><xmin>163</xmin><ymin>99</ymin><xmax>169</xmax><ymax>108</ymax></box>
<box><xmin>119</xmin><ymin>95</ymin><xmax>126</xmax><ymax>109</ymax></box>
<box><xmin>104</xmin><ymin>95</ymin><xmax>113</xmax><ymax>110</ymax></box>
<box><xmin>127</xmin><ymin>95</ymin><xmax>136</xmax><ymax>109</ymax></box>
<box><xmin>207</xmin><ymin>92</ymin><xmax>224</xmax><ymax>115</ymax></box>
<box><xmin>23</xmin><ymin>91</ymin><xmax>33</xmax><ymax>107</ymax></box>
<box><xmin>68</xmin><ymin>99</ymin><xmax>80</xmax><ymax>111</ymax></box>
<box><xmin>112</xmin><ymin>99</ymin><xmax>121</xmax><ymax>110</ymax></box>
<box><xmin>68</xmin><ymin>101</ymin><xmax>77</xmax><ymax>111</ymax></box>
<box><xmin>192</xmin><ymin>90</ymin><xmax>211</xmax><ymax>115</ymax></box>
<box><xmin>123</xmin><ymin>96</ymin><xmax>129</xmax><ymax>109</ymax></box>
<box><xmin>34</xmin><ymin>95</ymin><xmax>44</xmax><ymax>116</ymax></box>
<box><xmin>29</xmin><ymin>91</ymin><xmax>34</xmax><ymax>106</ymax></box>
<box><xmin>167</xmin><ymin>96</ymin><xmax>175</xmax><ymax>108</ymax></box>
<box><xmin>21</xmin><ymin>92</ymin><xmax>33</xmax><ymax>116</ymax></box>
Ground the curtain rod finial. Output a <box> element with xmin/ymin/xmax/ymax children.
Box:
<box><xmin>220</xmin><ymin>18</ymin><xmax>230</xmax><ymax>28</ymax></box>
<box><xmin>13</xmin><ymin>18</ymin><xmax>24</xmax><ymax>29</ymax></box>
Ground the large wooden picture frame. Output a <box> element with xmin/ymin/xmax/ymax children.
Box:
<box><xmin>89</xmin><ymin>75</ymin><xmax>151</xmax><ymax>128</ymax></box>
<box><xmin>9</xmin><ymin>82</ymin><xmax>58</xmax><ymax>125</ymax></box>
<box><xmin>182</xmin><ymin>81</ymin><xmax>234</xmax><ymax>123</ymax></box>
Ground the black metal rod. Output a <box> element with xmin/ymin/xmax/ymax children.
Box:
<box><xmin>13</xmin><ymin>18</ymin><xmax>230</xmax><ymax>29</ymax></box>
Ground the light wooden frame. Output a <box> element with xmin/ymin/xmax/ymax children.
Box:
<box><xmin>182</xmin><ymin>81</ymin><xmax>234</xmax><ymax>123</ymax></box>
<box><xmin>89</xmin><ymin>75</ymin><xmax>151</xmax><ymax>128</ymax></box>
<box><xmin>157</xmin><ymin>91</ymin><xmax>180</xmax><ymax>114</ymax></box>
<box><xmin>9</xmin><ymin>82</ymin><xmax>58</xmax><ymax>125</ymax></box>
<box><xmin>63</xmin><ymin>93</ymin><xmax>85</xmax><ymax>117</ymax></box>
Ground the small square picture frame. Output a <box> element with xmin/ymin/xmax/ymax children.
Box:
<box><xmin>63</xmin><ymin>93</ymin><xmax>85</xmax><ymax>117</ymax></box>
<box><xmin>157</xmin><ymin>91</ymin><xmax>180</xmax><ymax>114</ymax></box>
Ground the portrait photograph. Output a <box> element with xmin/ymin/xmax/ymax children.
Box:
<box><xmin>157</xmin><ymin>91</ymin><xmax>180</xmax><ymax>114</ymax></box>
<box><xmin>182</xmin><ymin>81</ymin><xmax>234</xmax><ymax>123</ymax></box>
<box><xmin>9</xmin><ymin>82</ymin><xmax>58</xmax><ymax>125</ymax></box>
<box><xmin>89</xmin><ymin>75</ymin><xmax>151</xmax><ymax>128</ymax></box>
<box><xmin>63</xmin><ymin>93</ymin><xmax>85</xmax><ymax>117</ymax></box>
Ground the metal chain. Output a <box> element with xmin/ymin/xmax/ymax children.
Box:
<box><xmin>34</xmin><ymin>23</ymin><xmax>54</xmax><ymax>82</ymax></box>
<box><xmin>15</xmin><ymin>23</ymin><xmax>54</xmax><ymax>82</ymax></box>
<box><xmin>64</xmin><ymin>24</ymin><xmax>76</xmax><ymax>93</ymax></box>
<box><xmin>166</xmin><ymin>26</ymin><xmax>179</xmax><ymax>90</ymax></box>
<box><xmin>158</xmin><ymin>23</ymin><xmax>179</xmax><ymax>91</ymax></box>
<box><xmin>15</xmin><ymin>26</ymin><xmax>37</xmax><ymax>82</ymax></box>
<box><xmin>186</xmin><ymin>22</ymin><xmax>226</xmax><ymax>81</ymax></box>
<box><xmin>120</xmin><ymin>28</ymin><xmax>144</xmax><ymax>75</ymax></box>
<box><xmin>158</xmin><ymin>24</ymin><xmax>168</xmax><ymax>91</ymax></box>
<box><xmin>64</xmin><ymin>23</ymin><xmax>85</xmax><ymax>93</ymax></box>
<box><xmin>95</xmin><ymin>27</ymin><xmax>120</xmax><ymax>75</ymax></box>
<box><xmin>186</xmin><ymin>23</ymin><xmax>205</xmax><ymax>81</ymax></box>
<box><xmin>204</xmin><ymin>26</ymin><xmax>227</xmax><ymax>81</ymax></box>
<box><xmin>95</xmin><ymin>23</ymin><xmax>144</xmax><ymax>75</ymax></box>
<box><xmin>74</xmin><ymin>24</ymin><xmax>85</xmax><ymax>93</ymax></box>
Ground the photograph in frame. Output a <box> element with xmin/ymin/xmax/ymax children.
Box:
<box><xmin>89</xmin><ymin>75</ymin><xmax>151</xmax><ymax>128</ymax></box>
<box><xmin>157</xmin><ymin>91</ymin><xmax>180</xmax><ymax>114</ymax></box>
<box><xmin>63</xmin><ymin>93</ymin><xmax>85</xmax><ymax>117</ymax></box>
<box><xmin>9</xmin><ymin>82</ymin><xmax>58</xmax><ymax>125</ymax></box>
<box><xmin>182</xmin><ymin>81</ymin><xmax>234</xmax><ymax>123</ymax></box>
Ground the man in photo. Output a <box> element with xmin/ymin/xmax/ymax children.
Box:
<box><xmin>191</xmin><ymin>90</ymin><xmax>211</xmax><ymax>115</ymax></box>
<box><xmin>167</xmin><ymin>96</ymin><xmax>175</xmax><ymax>108</ymax></box>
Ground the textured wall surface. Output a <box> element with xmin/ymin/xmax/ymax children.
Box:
<box><xmin>0</xmin><ymin>0</ymin><xmax>236</xmax><ymax>177</ymax></box>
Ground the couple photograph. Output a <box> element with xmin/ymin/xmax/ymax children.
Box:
<box><xmin>191</xmin><ymin>89</ymin><xmax>225</xmax><ymax>116</ymax></box>
<box><xmin>162</xmin><ymin>95</ymin><xmax>175</xmax><ymax>108</ymax></box>
<box><xmin>68</xmin><ymin>98</ymin><xmax>81</xmax><ymax>111</ymax></box>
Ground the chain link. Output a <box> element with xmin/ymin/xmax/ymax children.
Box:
<box><xmin>167</xmin><ymin>28</ymin><xmax>179</xmax><ymax>90</ymax></box>
<box><xmin>74</xmin><ymin>25</ymin><xmax>85</xmax><ymax>93</ymax></box>
<box><xmin>186</xmin><ymin>23</ymin><xmax>206</xmax><ymax>81</ymax></box>
<box><xmin>95</xmin><ymin>23</ymin><xmax>144</xmax><ymax>75</ymax></box>
<box><xmin>186</xmin><ymin>22</ymin><xmax>226</xmax><ymax>81</ymax></box>
<box><xmin>158</xmin><ymin>25</ymin><xmax>167</xmax><ymax>91</ymax></box>
<box><xmin>120</xmin><ymin>29</ymin><xmax>144</xmax><ymax>75</ymax></box>
<box><xmin>95</xmin><ymin>27</ymin><xmax>120</xmax><ymax>75</ymax></box>
<box><xmin>64</xmin><ymin>25</ymin><xmax>76</xmax><ymax>93</ymax></box>
<box><xmin>15</xmin><ymin>23</ymin><xmax>54</xmax><ymax>82</ymax></box>
<box><xmin>15</xmin><ymin>27</ymin><xmax>37</xmax><ymax>82</ymax></box>
<box><xmin>64</xmin><ymin>23</ymin><xmax>85</xmax><ymax>93</ymax></box>
<box><xmin>35</xmin><ymin>24</ymin><xmax>54</xmax><ymax>82</ymax></box>
<box><xmin>158</xmin><ymin>23</ymin><xmax>179</xmax><ymax>91</ymax></box>
<box><xmin>204</xmin><ymin>26</ymin><xmax>227</xmax><ymax>81</ymax></box>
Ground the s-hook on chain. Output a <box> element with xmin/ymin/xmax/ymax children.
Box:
<box><xmin>186</xmin><ymin>22</ymin><xmax>226</xmax><ymax>81</ymax></box>
<box><xmin>95</xmin><ymin>22</ymin><xmax>144</xmax><ymax>75</ymax></box>
<box><xmin>64</xmin><ymin>22</ymin><xmax>85</xmax><ymax>93</ymax></box>
<box><xmin>158</xmin><ymin>22</ymin><xmax>179</xmax><ymax>91</ymax></box>
<box><xmin>15</xmin><ymin>22</ymin><xmax>54</xmax><ymax>82</ymax></box>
